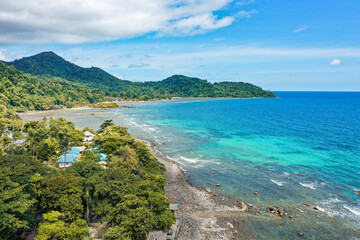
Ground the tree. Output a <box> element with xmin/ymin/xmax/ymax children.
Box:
<box><xmin>119</xmin><ymin>207</ymin><xmax>154</xmax><ymax>240</ymax></box>
<box><xmin>104</xmin><ymin>226</ymin><xmax>131</xmax><ymax>240</ymax></box>
<box><xmin>98</xmin><ymin>120</ymin><xmax>115</xmax><ymax>133</ymax></box>
<box><xmin>35</xmin><ymin>211</ymin><xmax>88</xmax><ymax>240</ymax></box>
<box><xmin>36</xmin><ymin>137</ymin><xmax>59</xmax><ymax>161</ymax></box>
<box><xmin>108</xmin><ymin>145</ymin><xmax>139</xmax><ymax>171</ymax></box>
<box><xmin>70</xmin><ymin>129</ymin><xmax>85</xmax><ymax>146</ymax></box>
<box><xmin>0</xmin><ymin>168</ymin><xmax>36</xmax><ymax>240</ymax></box>
<box><xmin>40</xmin><ymin>175</ymin><xmax>84</xmax><ymax>222</ymax></box>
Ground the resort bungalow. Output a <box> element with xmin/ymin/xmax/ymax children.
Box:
<box><xmin>57</xmin><ymin>146</ymin><xmax>85</xmax><ymax>168</ymax></box>
<box><xmin>84</xmin><ymin>131</ymin><xmax>95</xmax><ymax>143</ymax></box>
<box><xmin>90</xmin><ymin>147</ymin><xmax>108</xmax><ymax>166</ymax></box>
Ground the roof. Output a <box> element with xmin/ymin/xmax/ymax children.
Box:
<box><xmin>90</xmin><ymin>147</ymin><xmax>108</xmax><ymax>161</ymax></box>
<box><xmin>58</xmin><ymin>147</ymin><xmax>83</xmax><ymax>163</ymax></box>
<box><xmin>84</xmin><ymin>131</ymin><xmax>95</xmax><ymax>136</ymax></box>
<box><xmin>169</xmin><ymin>204</ymin><xmax>179</xmax><ymax>211</ymax></box>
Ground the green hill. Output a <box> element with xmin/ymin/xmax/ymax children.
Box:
<box><xmin>4</xmin><ymin>51</ymin><xmax>276</xmax><ymax>100</ymax></box>
<box><xmin>5</xmin><ymin>51</ymin><xmax>133</xmax><ymax>94</ymax></box>
<box><xmin>0</xmin><ymin>62</ymin><xmax>105</xmax><ymax>111</ymax></box>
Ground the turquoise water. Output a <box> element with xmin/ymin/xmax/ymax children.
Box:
<box><xmin>23</xmin><ymin>92</ymin><xmax>360</xmax><ymax>239</ymax></box>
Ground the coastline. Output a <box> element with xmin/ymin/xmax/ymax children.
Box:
<box><xmin>138</xmin><ymin>139</ymin><xmax>255</xmax><ymax>240</ymax></box>
<box><xmin>18</xmin><ymin>96</ymin><xmax>278</xmax><ymax>115</ymax></box>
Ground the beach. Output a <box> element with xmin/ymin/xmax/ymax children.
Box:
<box><xmin>141</xmin><ymin>140</ymin><xmax>257</xmax><ymax>240</ymax></box>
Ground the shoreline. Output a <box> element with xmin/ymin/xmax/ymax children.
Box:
<box><xmin>138</xmin><ymin>139</ymin><xmax>256</xmax><ymax>240</ymax></box>
<box><xmin>17</xmin><ymin>96</ymin><xmax>278</xmax><ymax>115</ymax></box>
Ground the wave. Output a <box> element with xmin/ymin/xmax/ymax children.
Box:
<box><xmin>180</xmin><ymin>156</ymin><xmax>201</xmax><ymax>163</ymax></box>
<box><xmin>300</xmin><ymin>182</ymin><xmax>317</xmax><ymax>190</ymax></box>
<box><xmin>271</xmin><ymin>179</ymin><xmax>284</xmax><ymax>186</ymax></box>
<box><xmin>344</xmin><ymin>205</ymin><xmax>360</xmax><ymax>216</ymax></box>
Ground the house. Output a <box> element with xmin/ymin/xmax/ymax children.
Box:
<box><xmin>90</xmin><ymin>147</ymin><xmax>108</xmax><ymax>166</ymax></box>
<box><xmin>57</xmin><ymin>146</ymin><xmax>85</xmax><ymax>168</ymax></box>
<box><xmin>84</xmin><ymin>131</ymin><xmax>95</xmax><ymax>143</ymax></box>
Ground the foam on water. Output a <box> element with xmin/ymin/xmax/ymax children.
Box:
<box><xmin>271</xmin><ymin>179</ymin><xmax>284</xmax><ymax>186</ymax></box>
<box><xmin>299</xmin><ymin>182</ymin><xmax>317</xmax><ymax>190</ymax></box>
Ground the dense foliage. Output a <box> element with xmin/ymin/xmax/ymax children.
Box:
<box><xmin>4</xmin><ymin>51</ymin><xmax>276</xmax><ymax>100</ymax></box>
<box><xmin>0</xmin><ymin>112</ymin><xmax>175</xmax><ymax>240</ymax></box>
<box><xmin>4</xmin><ymin>51</ymin><xmax>133</xmax><ymax>95</ymax></box>
<box><xmin>0</xmin><ymin>61</ymin><xmax>105</xmax><ymax>111</ymax></box>
<box><xmin>90</xmin><ymin>102</ymin><xmax>120</xmax><ymax>108</ymax></box>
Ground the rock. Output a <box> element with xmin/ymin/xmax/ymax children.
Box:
<box><xmin>254</xmin><ymin>192</ymin><xmax>260</xmax><ymax>196</ymax></box>
<box><xmin>279</xmin><ymin>223</ymin><xmax>285</xmax><ymax>226</ymax></box>
<box><xmin>299</xmin><ymin>233</ymin><xmax>304</xmax><ymax>237</ymax></box>
<box><xmin>357</xmin><ymin>190</ymin><xmax>360</xmax><ymax>195</ymax></box>
<box><xmin>216</xmin><ymin>184</ymin><xmax>221</xmax><ymax>187</ymax></box>
<box><xmin>313</xmin><ymin>207</ymin><xmax>319</xmax><ymax>210</ymax></box>
<box><xmin>289</xmin><ymin>215</ymin><xmax>294</xmax><ymax>219</ymax></box>
<box><xmin>304</xmin><ymin>203</ymin><xmax>312</xmax><ymax>207</ymax></box>
<box><xmin>267</xmin><ymin>206</ymin><xmax>288</xmax><ymax>217</ymax></box>
<box><xmin>256</xmin><ymin>211</ymin><xmax>262</xmax><ymax>215</ymax></box>
<box><xmin>235</xmin><ymin>201</ymin><xmax>248</xmax><ymax>211</ymax></box>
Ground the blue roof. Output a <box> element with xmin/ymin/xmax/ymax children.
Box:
<box><xmin>90</xmin><ymin>147</ymin><xmax>108</xmax><ymax>161</ymax></box>
<box><xmin>58</xmin><ymin>147</ymin><xmax>82</xmax><ymax>163</ymax></box>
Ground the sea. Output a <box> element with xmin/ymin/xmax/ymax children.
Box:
<box><xmin>23</xmin><ymin>92</ymin><xmax>360</xmax><ymax>239</ymax></box>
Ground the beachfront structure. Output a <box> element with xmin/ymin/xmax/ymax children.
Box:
<box><xmin>58</xmin><ymin>146</ymin><xmax>85</xmax><ymax>168</ymax></box>
<box><xmin>84</xmin><ymin>131</ymin><xmax>95</xmax><ymax>143</ymax></box>
<box><xmin>90</xmin><ymin>147</ymin><xmax>109</xmax><ymax>166</ymax></box>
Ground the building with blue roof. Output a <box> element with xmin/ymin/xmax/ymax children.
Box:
<box><xmin>90</xmin><ymin>147</ymin><xmax>109</xmax><ymax>166</ymax></box>
<box><xmin>58</xmin><ymin>146</ymin><xmax>85</xmax><ymax>168</ymax></box>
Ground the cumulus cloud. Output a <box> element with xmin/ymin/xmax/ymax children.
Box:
<box><xmin>293</xmin><ymin>26</ymin><xmax>309</xmax><ymax>33</ymax></box>
<box><xmin>0</xmin><ymin>48</ymin><xmax>5</xmax><ymax>60</ymax></box>
<box><xmin>0</xmin><ymin>0</ymin><xmax>237</xmax><ymax>44</ymax></box>
<box><xmin>329</xmin><ymin>59</ymin><xmax>341</xmax><ymax>65</ymax></box>
<box><xmin>128</xmin><ymin>62</ymin><xmax>150</xmax><ymax>68</ymax></box>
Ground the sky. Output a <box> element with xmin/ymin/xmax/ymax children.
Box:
<box><xmin>0</xmin><ymin>0</ymin><xmax>360</xmax><ymax>91</ymax></box>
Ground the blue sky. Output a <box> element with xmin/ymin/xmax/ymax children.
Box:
<box><xmin>0</xmin><ymin>0</ymin><xmax>359</xmax><ymax>90</ymax></box>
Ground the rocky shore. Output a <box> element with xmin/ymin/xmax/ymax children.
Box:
<box><xmin>141</xmin><ymin>140</ymin><xmax>256</xmax><ymax>240</ymax></box>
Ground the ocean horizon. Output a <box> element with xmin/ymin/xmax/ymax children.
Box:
<box><xmin>21</xmin><ymin>91</ymin><xmax>360</xmax><ymax>239</ymax></box>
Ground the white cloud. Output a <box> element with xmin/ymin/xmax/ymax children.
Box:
<box><xmin>293</xmin><ymin>26</ymin><xmax>309</xmax><ymax>33</ymax></box>
<box><xmin>329</xmin><ymin>59</ymin><xmax>341</xmax><ymax>65</ymax></box>
<box><xmin>0</xmin><ymin>48</ymin><xmax>5</xmax><ymax>60</ymax></box>
<box><xmin>236</xmin><ymin>0</ymin><xmax>255</xmax><ymax>6</ymax></box>
<box><xmin>0</xmin><ymin>0</ymin><xmax>236</xmax><ymax>44</ymax></box>
<box><xmin>236</xmin><ymin>9</ymin><xmax>258</xmax><ymax>19</ymax></box>
<box><xmin>128</xmin><ymin>62</ymin><xmax>150</xmax><ymax>68</ymax></box>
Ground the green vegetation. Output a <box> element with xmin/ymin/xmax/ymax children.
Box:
<box><xmin>0</xmin><ymin>61</ymin><xmax>106</xmax><ymax>111</ymax></box>
<box><xmin>0</xmin><ymin>110</ymin><xmax>175</xmax><ymax>240</ymax></box>
<box><xmin>4</xmin><ymin>51</ymin><xmax>276</xmax><ymax>101</ymax></box>
<box><xmin>90</xmin><ymin>102</ymin><xmax>120</xmax><ymax>108</ymax></box>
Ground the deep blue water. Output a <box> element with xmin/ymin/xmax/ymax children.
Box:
<box><xmin>24</xmin><ymin>92</ymin><xmax>360</xmax><ymax>239</ymax></box>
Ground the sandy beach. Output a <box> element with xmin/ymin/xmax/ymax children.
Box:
<box><xmin>142</xmin><ymin>140</ymin><xmax>256</xmax><ymax>240</ymax></box>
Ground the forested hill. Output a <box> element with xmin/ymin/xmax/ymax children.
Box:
<box><xmin>4</xmin><ymin>51</ymin><xmax>133</xmax><ymax>93</ymax></box>
<box><xmin>136</xmin><ymin>75</ymin><xmax>276</xmax><ymax>99</ymax></box>
<box><xmin>4</xmin><ymin>51</ymin><xmax>276</xmax><ymax>99</ymax></box>
<box><xmin>0</xmin><ymin>62</ymin><xmax>105</xmax><ymax>111</ymax></box>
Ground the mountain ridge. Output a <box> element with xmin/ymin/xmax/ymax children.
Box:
<box><xmin>3</xmin><ymin>51</ymin><xmax>276</xmax><ymax>99</ymax></box>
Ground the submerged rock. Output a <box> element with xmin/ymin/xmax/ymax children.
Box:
<box><xmin>254</xmin><ymin>192</ymin><xmax>260</xmax><ymax>196</ymax></box>
<box><xmin>304</xmin><ymin>203</ymin><xmax>312</xmax><ymax>207</ymax></box>
<box><xmin>216</xmin><ymin>184</ymin><xmax>221</xmax><ymax>187</ymax></box>
<box><xmin>356</xmin><ymin>190</ymin><xmax>360</xmax><ymax>195</ymax></box>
